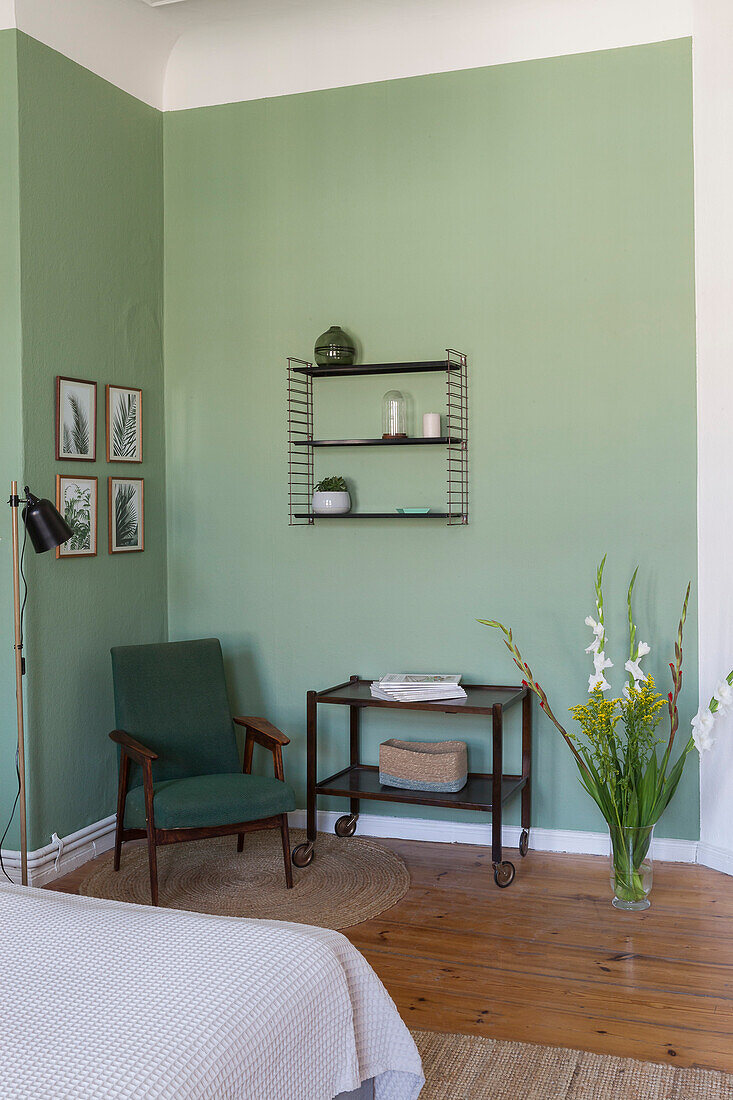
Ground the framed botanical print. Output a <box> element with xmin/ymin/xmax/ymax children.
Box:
<box><xmin>106</xmin><ymin>384</ymin><xmax>142</xmax><ymax>462</ymax></box>
<box><xmin>109</xmin><ymin>477</ymin><xmax>144</xmax><ymax>553</ymax></box>
<box><xmin>55</xmin><ymin>476</ymin><xmax>97</xmax><ymax>558</ymax></box>
<box><xmin>55</xmin><ymin>376</ymin><xmax>97</xmax><ymax>461</ymax></box>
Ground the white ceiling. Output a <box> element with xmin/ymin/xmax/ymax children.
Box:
<box><xmin>3</xmin><ymin>0</ymin><xmax>694</xmax><ymax>111</ymax></box>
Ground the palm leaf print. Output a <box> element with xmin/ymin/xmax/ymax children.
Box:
<box><xmin>115</xmin><ymin>483</ymin><xmax>139</xmax><ymax>547</ymax></box>
<box><xmin>63</xmin><ymin>485</ymin><xmax>91</xmax><ymax>550</ymax></box>
<box><xmin>112</xmin><ymin>393</ymin><xmax>138</xmax><ymax>458</ymax></box>
<box><xmin>67</xmin><ymin>394</ymin><xmax>89</xmax><ymax>455</ymax></box>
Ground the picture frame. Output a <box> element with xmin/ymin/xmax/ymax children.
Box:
<box><xmin>55</xmin><ymin>376</ymin><xmax>97</xmax><ymax>461</ymax></box>
<box><xmin>55</xmin><ymin>475</ymin><xmax>97</xmax><ymax>558</ymax></box>
<box><xmin>108</xmin><ymin>477</ymin><xmax>144</xmax><ymax>553</ymax></box>
<box><xmin>106</xmin><ymin>384</ymin><xmax>142</xmax><ymax>463</ymax></box>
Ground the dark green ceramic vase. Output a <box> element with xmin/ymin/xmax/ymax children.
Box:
<box><xmin>314</xmin><ymin>325</ymin><xmax>356</xmax><ymax>366</ymax></box>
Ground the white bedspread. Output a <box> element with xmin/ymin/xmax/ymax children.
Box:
<box><xmin>0</xmin><ymin>884</ymin><xmax>423</xmax><ymax>1100</ymax></box>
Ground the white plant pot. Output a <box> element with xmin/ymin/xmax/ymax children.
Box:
<box><xmin>312</xmin><ymin>490</ymin><xmax>351</xmax><ymax>515</ymax></box>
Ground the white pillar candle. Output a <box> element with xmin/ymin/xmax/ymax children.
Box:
<box><xmin>423</xmin><ymin>412</ymin><xmax>441</xmax><ymax>438</ymax></box>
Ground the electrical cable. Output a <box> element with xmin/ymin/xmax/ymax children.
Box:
<box><xmin>0</xmin><ymin>517</ymin><xmax>28</xmax><ymax>883</ymax></box>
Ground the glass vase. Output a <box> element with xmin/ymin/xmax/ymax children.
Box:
<box><xmin>314</xmin><ymin>325</ymin><xmax>355</xmax><ymax>366</ymax></box>
<box><xmin>382</xmin><ymin>390</ymin><xmax>407</xmax><ymax>438</ymax></box>
<box><xmin>609</xmin><ymin>825</ymin><xmax>654</xmax><ymax>910</ymax></box>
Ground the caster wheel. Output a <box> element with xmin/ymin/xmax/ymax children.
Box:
<box><xmin>519</xmin><ymin>830</ymin><xmax>529</xmax><ymax>858</ymax></box>
<box><xmin>292</xmin><ymin>842</ymin><xmax>314</xmax><ymax>868</ymax></box>
<box><xmin>493</xmin><ymin>861</ymin><xmax>516</xmax><ymax>888</ymax></box>
<box><xmin>335</xmin><ymin>814</ymin><xmax>358</xmax><ymax>838</ymax></box>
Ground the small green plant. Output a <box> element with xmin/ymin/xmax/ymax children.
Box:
<box><xmin>314</xmin><ymin>475</ymin><xmax>347</xmax><ymax>492</ymax></box>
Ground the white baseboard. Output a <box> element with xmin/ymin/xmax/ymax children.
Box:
<box><xmin>0</xmin><ymin>814</ymin><xmax>116</xmax><ymax>886</ymax></box>
<box><xmin>289</xmin><ymin>809</ymin><xmax>700</xmax><ymax>863</ymax></box>
<box><xmin>0</xmin><ymin>809</ymin><xmax>709</xmax><ymax>887</ymax></box>
<box><xmin>697</xmin><ymin>841</ymin><xmax>733</xmax><ymax>877</ymax></box>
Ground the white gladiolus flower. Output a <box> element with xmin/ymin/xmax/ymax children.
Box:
<box><xmin>585</xmin><ymin>616</ymin><xmax>605</xmax><ymax>654</ymax></box>
<box><xmin>714</xmin><ymin>679</ymin><xmax>733</xmax><ymax>712</ymax></box>
<box><xmin>625</xmin><ymin>656</ymin><xmax>647</xmax><ymax>684</ymax></box>
<box><xmin>692</xmin><ymin>707</ymin><xmax>716</xmax><ymax>753</ymax></box>
<box><xmin>593</xmin><ymin>651</ymin><xmax>613</xmax><ymax>674</ymax></box>
<box><xmin>589</xmin><ymin>671</ymin><xmax>612</xmax><ymax>693</ymax></box>
<box><xmin>636</xmin><ymin>641</ymin><xmax>651</xmax><ymax>658</ymax></box>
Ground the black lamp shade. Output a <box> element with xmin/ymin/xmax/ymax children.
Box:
<box><xmin>22</xmin><ymin>488</ymin><xmax>73</xmax><ymax>553</ymax></box>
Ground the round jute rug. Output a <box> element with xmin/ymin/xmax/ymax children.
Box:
<box><xmin>77</xmin><ymin>829</ymin><xmax>409</xmax><ymax>929</ymax></box>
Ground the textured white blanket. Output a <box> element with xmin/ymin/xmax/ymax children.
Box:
<box><xmin>0</xmin><ymin>884</ymin><xmax>423</xmax><ymax>1100</ymax></box>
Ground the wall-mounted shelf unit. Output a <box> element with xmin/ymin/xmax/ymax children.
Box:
<box><xmin>293</xmin><ymin>512</ymin><xmax>458</xmax><ymax>520</ymax></box>
<box><xmin>287</xmin><ymin>349</ymin><xmax>468</xmax><ymax>526</ymax></box>
<box><xmin>294</xmin><ymin>436</ymin><xmax>462</xmax><ymax>448</ymax></box>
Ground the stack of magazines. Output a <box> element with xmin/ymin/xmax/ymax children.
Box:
<box><xmin>370</xmin><ymin>674</ymin><xmax>467</xmax><ymax>703</ymax></box>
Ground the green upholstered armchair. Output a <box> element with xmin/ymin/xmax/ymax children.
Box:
<box><xmin>109</xmin><ymin>638</ymin><xmax>296</xmax><ymax>905</ymax></box>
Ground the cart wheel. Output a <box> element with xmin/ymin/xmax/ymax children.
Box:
<box><xmin>292</xmin><ymin>842</ymin><xmax>314</xmax><ymax>868</ymax></box>
<box><xmin>493</xmin><ymin>861</ymin><xmax>515</xmax><ymax>888</ymax></box>
<box><xmin>335</xmin><ymin>814</ymin><xmax>358</xmax><ymax>838</ymax></box>
<box><xmin>519</xmin><ymin>830</ymin><xmax>529</xmax><ymax>858</ymax></box>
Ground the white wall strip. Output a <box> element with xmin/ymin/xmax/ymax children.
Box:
<box><xmin>289</xmin><ymin>810</ymin><xmax>700</xmax><ymax>864</ymax></box>
<box><xmin>0</xmin><ymin>809</ymin><xmax>702</xmax><ymax>888</ymax></box>
<box><xmin>0</xmin><ymin>814</ymin><xmax>116</xmax><ymax>886</ymax></box>
<box><xmin>697</xmin><ymin>842</ymin><xmax>733</xmax><ymax>877</ymax></box>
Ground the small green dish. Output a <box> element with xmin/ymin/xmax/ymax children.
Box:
<box><xmin>396</xmin><ymin>508</ymin><xmax>431</xmax><ymax>514</ymax></box>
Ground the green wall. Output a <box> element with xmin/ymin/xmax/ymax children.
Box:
<box><xmin>13</xmin><ymin>34</ymin><xmax>167</xmax><ymax>849</ymax></box>
<box><xmin>0</xmin><ymin>31</ymin><xmax>23</xmax><ymax>847</ymax></box>
<box><xmin>164</xmin><ymin>39</ymin><xmax>699</xmax><ymax>838</ymax></box>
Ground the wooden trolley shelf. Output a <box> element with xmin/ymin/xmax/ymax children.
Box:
<box><xmin>293</xmin><ymin>676</ymin><xmax>532</xmax><ymax>888</ymax></box>
<box><xmin>316</xmin><ymin>764</ymin><xmax>527</xmax><ymax>812</ymax></box>
<box><xmin>316</xmin><ymin>680</ymin><xmax>525</xmax><ymax>713</ymax></box>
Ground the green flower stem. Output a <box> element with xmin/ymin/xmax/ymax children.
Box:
<box><xmin>661</xmin><ymin>583</ymin><xmax>690</xmax><ymax>780</ymax></box>
<box><xmin>627</xmin><ymin>566</ymin><xmax>639</xmax><ymax>663</ymax></box>
<box><xmin>477</xmin><ymin>618</ymin><xmax>593</xmax><ymax>783</ymax></box>
<box><xmin>595</xmin><ymin>554</ymin><xmax>607</xmax><ymax>652</ymax></box>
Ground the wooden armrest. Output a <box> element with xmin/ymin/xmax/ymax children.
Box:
<box><xmin>234</xmin><ymin>717</ymin><xmax>289</xmax><ymax>780</ymax></box>
<box><xmin>233</xmin><ymin>716</ymin><xmax>290</xmax><ymax>746</ymax></box>
<box><xmin>109</xmin><ymin>729</ymin><xmax>158</xmax><ymax>763</ymax></box>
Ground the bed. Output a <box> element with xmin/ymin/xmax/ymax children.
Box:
<box><xmin>0</xmin><ymin>884</ymin><xmax>424</xmax><ymax>1099</ymax></box>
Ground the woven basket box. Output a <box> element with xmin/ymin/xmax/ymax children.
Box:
<box><xmin>379</xmin><ymin>739</ymin><xmax>468</xmax><ymax>793</ymax></box>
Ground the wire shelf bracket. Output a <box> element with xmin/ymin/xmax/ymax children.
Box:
<box><xmin>287</xmin><ymin>358</ymin><xmax>314</xmax><ymax>525</ymax></box>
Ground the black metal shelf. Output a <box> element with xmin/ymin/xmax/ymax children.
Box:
<box><xmin>294</xmin><ymin>511</ymin><xmax>458</xmax><ymax>520</ymax></box>
<box><xmin>292</xmin><ymin>360</ymin><xmax>458</xmax><ymax>378</ymax></box>
<box><xmin>293</xmin><ymin>436</ymin><xmax>463</xmax><ymax>448</ymax></box>
<box><xmin>287</xmin><ymin>350</ymin><xmax>468</xmax><ymax>526</ymax></box>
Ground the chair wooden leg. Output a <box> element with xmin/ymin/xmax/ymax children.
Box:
<box><xmin>237</xmin><ymin>833</ymin><xmax>244</xmax><ymax>853</ymax></box>
<box><xmin>143</xmin><ymin>759</ymin><xmax>159</xmax><ymax>906</ymax></box>
<box><xmin>146</xmin><ymin>828</ymin><xmax>159</xmax><ymax>906</ymax></box>
<box><xmin>280</xmin><ymin>814</ymin><xmax>293</xmax><ymax>889</ymax></box>
<box><xmin>114</xmin><ymin>753</ymin><xmax>130</xmax><ymax>872</ymax></box>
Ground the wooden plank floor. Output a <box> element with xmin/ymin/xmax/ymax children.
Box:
<box><xmin>51</xmin><ymin>837</ymin><xmax>733</xmax><ymax>1074</ymax></box>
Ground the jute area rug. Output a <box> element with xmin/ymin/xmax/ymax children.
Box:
<box><xmin>412</xmin><ymin>1030</ymin><xmax>733</xmax><ymax>1099</ymax></box>
<box><xmin>77</xmin><ymin>829</ymin><xmax>409</xmax><ymax>929</ymax></box>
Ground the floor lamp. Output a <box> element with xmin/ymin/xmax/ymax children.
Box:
<box><xmin>7</xmin><ymin>481</ymin><xmax>72</xmax><ymax>885</ymax></box>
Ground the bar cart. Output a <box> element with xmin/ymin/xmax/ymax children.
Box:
<box><xmin>292</xmin><ymin>675</ymin><xmax>532</xmax><ymax>888</ymax></box>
